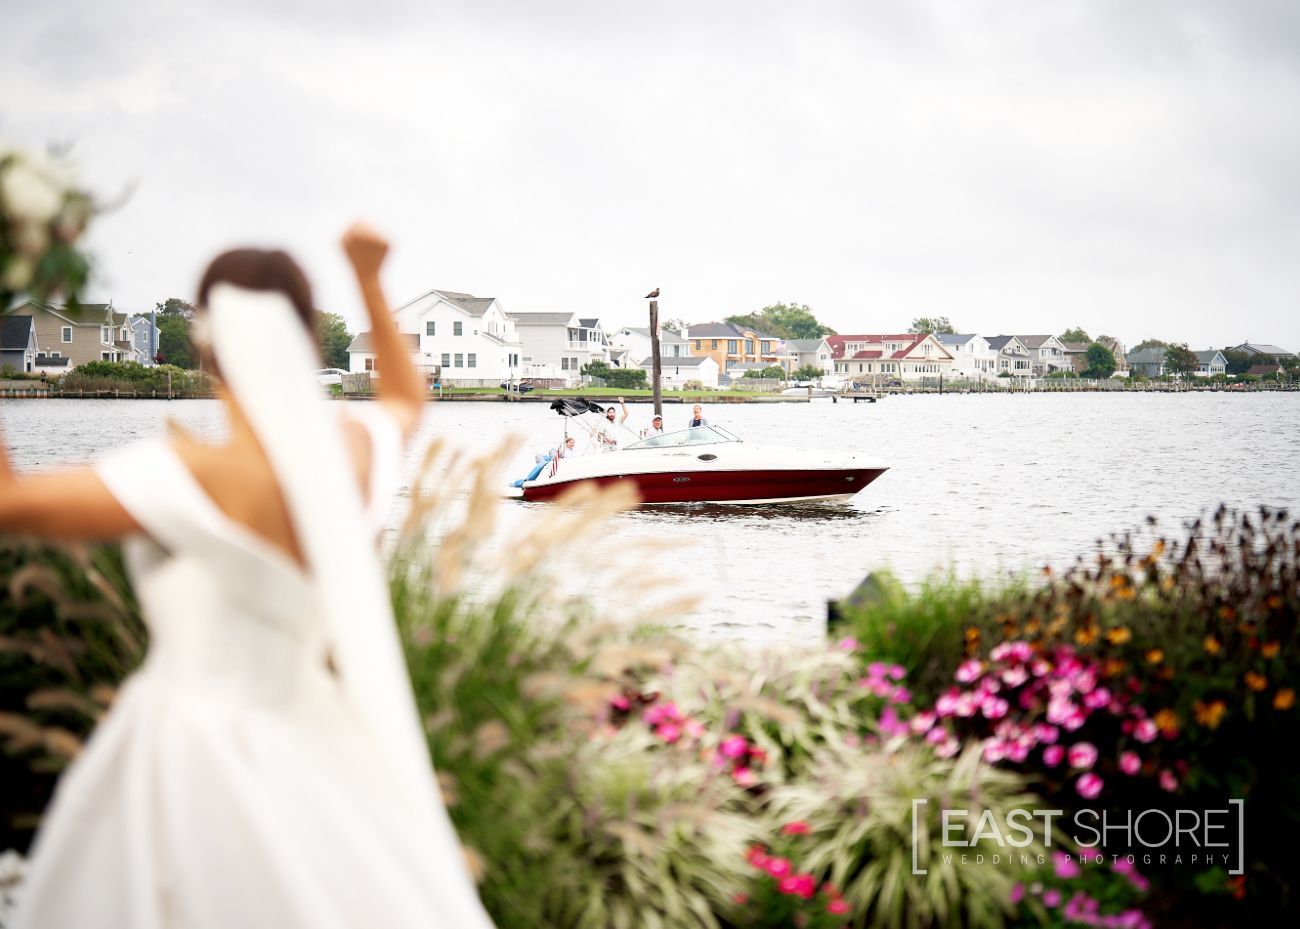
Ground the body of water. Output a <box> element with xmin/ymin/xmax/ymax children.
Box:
<box><xmin>4</xmin><ymin>393</ymin><xmax>1298</xmax><ymax>642</ymax></box>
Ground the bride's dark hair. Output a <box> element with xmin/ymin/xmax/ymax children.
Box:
<box><xmin>197</xmin><ymin>249</ymin><xmax>315</xmax><ymax>331</ymax></box>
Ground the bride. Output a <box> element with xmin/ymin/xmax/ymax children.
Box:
<box><xmin>0</xmin><ymin>225</ymin><xmax>496</xmax><ymax>928</ymax></box>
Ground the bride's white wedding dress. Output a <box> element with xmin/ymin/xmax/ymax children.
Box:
<box><xmin>14</xmin><ymin>285</ymin><xmax>494</xmax><ymax>928</ymax></box>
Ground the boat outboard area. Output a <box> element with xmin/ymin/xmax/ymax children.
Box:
<box><xmin>507</xmin><ymin>397</ymin><xmax>888</xmax><ymax>506</ymax></box>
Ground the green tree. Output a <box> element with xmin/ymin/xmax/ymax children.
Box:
<box><xmin>156</xmin><ymin>297</ymin><xmax>195</xmax><ymax>318</ymax></box>
<box><xmin>908</xmin><ymin>316</ymin><xmax>956</xmax><ymax>335</ymax></box>
<box><xmin>1083</xmin><ymin>343</ymin><xmax>1116</xmax><ymax>379</ymax></box>
<box><xmin>1221</xmin><ymin>347</ymin><xmax>1252</xmax><ymax>376</ymax></box>
<box><xmin>155</xmin><ymin>314</ymin><xmax>194</xmax><ymax>368</ymax></box>
<box><xmin>1163</xmin><ymin>343</ymin><xmax>1197</xmax><ymax>379</ymax></box>
<box><xmin>580</xmin><ymin>360</ymin><xmax>611</xmax><ymax>378</ymax></box>
<box><xmin>1059</xmin><ymin>327</ymin><xmax>1091</xmax><ymax>344</ymax></box>
<box><xmin>792</xmin><ymin>364</ymin><xmax>824</xmax><ymax>380</ymax></box>
<box><xmin>724</xmin><ymin>303</ymin><xmax>835</xmax><ymax>340</ymax></box>
<box><xmin>1132</xmin><ymin>338</ymin><xmax>1168</xmax><ymax>352</ymax></box>
<box><xmin>316</xmin><ymin>311</ymin><xmax>353</xmax><ymax>369</ymax></box>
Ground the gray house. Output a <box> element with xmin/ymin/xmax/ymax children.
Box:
<box><xmin>1126</xmin><ymin>347</ymin><xmax>1167</xmax><ymax>377</ymax></box>
<box><xmin>1193</xmin><ymin>350</ymin><xmax>1227</xmax><ymax>377</ymax></box>
<box><xmin>1</xmin><ymin>314</ymin><xmax>38</xmax><ymax>373</ymax></box>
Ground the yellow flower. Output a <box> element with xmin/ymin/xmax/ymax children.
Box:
<box><xmin>1275</xmin><ymin>689</ymin><xmax>1295</xmax><ymax>711</ymax></box>
<box><xmin>1218</xmin><ymin>606</ymin><xmax>1236</xmax><ymax>621</ymax></box>
<box><xmin>1266</xmin><ymin>594</ymin><xmax>1283</xmax><ymax>610</ymax></box>
<box><xmin>1160</xmin><ymin>577</ymin><xmax>1175</xmax><ymax>593</ymax></box>
<box><xmin>1146</xmin><ymin>649</ymin><xmax>1165</xmax><ymax>665</ymax></box>
<box><xmin>965</xmin><ymin>627</ymin><xmax>981</xmax><ymax>642</ymax></box>
<box><xmin>1075</xmin><ymin>626</ymin><xmax>1098</xmax><ymax>646</ymax></box>
<box><xmin>1106</xmin><ymin>627</ymin><xmax>1132</xmax><ymax>645</ymax></box>
<box><xmin>1151</xmin><ymin>540</ymin><xmax>1166</xmax><ymax>557</ymax></box>
<box><xmin>1154</xmin><ymin>708</ymin><xmax>1180</xmax><ymax>734</ymax></box>
<box><xmin>1244</xmin><ymin>672</ymin><xmax>1268</xmax><ymax>692</ymax></box>
<box><xmin>1193</xmin><ymin>699</ymin><xmax>1227</xmax><ymax>729</ymax></box>
<box><xmin>1262</xmin><ymin>642</ymin><xmax>1281</xmax><ymax>659</ymax></box>
<box><xmin>1110</xmin><ymin>575</ymin><xmax>1128</xmax><ymax>589</ymax></box>
<box><xmin>1116</xmin><ymin>587</ymin><xmax>1136</xmax><ymax>601</ymax></box>
<box><xmin>1203</xmin><ymin>636</ymin><xmax>1222</xmax><ymax>656</ymax></box>
<box><xmin>1104</xmin><ymin>658</ymin><xmax>1127</xmax><ymax>677</ymax></box>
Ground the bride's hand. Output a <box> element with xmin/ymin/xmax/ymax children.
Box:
<box><xmin>342</xmin><ymin>222</ymin><xmax>389</xmax><ymax>278</ymax></box>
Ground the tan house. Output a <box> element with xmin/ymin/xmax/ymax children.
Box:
<box><xmin>5</xmin><ymin>300</ymin><xmax>134</xmax><ymax>370</ymax></box>
<box><xmin>686</xmin><ymin>322</ymin><xmax>788</xmax><ymax>377</ymax></box>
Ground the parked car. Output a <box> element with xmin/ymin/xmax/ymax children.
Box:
<box><xmin>314</xmin><ymin>368</ymin><xmax>348</xmax><ymax>386</ymax></box>
<box><xmin>500</xmin><ymin>380</ymin><xmax>535</xmax><ymax>393</ymax></box>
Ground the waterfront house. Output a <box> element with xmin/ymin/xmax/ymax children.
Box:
<box><xmin>638</xmin><ymin>353</ymin><xmax>720</xmax><ymax>389</ymax></box>
<box><xmin>1096</xmin><ymin>337</ymin><xmax>1129</xmax><ymax>375</ymax></box>
<box><xmin>687</xmin><ymin>323</ymin><xmax>788</xmax><ymax>373</ymax></box>
<box><xmin>828</xmin><ymin>333</ymin><xmax>956</xmax><ymax>381</ymax></box>
<box><xmin>4</xmin><ymin>300</ymin><xmax>127</xmax><ymax>369</ymax></box>
<box><xmin>984</xmin><ymin>336</ymin><xmax>1034</xmax><ymax>377</ymax></box>
<box><xmin>1126</xmin><ymin>347</ymin><xmax>1167</xmax><ymax>377</ymax></box>
<box><xmin>784</xmin><ymin>338</ymin><xmax>835</xmax><ymax>378</ymax></box>
<box><xmin>1193</xmin><ymin>350</ymin><xmax>1227</xmax><ymax>378</ymax></box>
<box><xmin>348</xmin><ymin>289</ymin><xmax>523</xmax><ymax>386</ymax></box>
<box><xmin>128</xmin><ymin>315</ymin><xmax>162</xmax><ymax>365</ymax></box>
<box><xmin>507</xmin><ymin>311</ymin><xmax>611</xmax><ymax>385</ymax></box>
<box><xmin>936</xmin><ymin>334</ymin><xmax>998</xmax><ymax>380</ymax></box>
<box><xmin>1</xmin><ymin>315</ymin><xmax>38</xmax><ymax>373</ymax></box>
<box><xmin>1061</xmin><ymin>342</ymin><xmax>1091</xmax><ymax>374</ymax></box>
<box><xmin>1013</xmin><ymin>335</ymin><xmax>1070</xmax><ymax>375</ymax></box>
<box><xmin>1230</xmin><ymin>342</ymin><xmax>1296</xmax><ymax>363</ymax></box>
<box><xmin>1246</xmin><ymin>364</ymin><xmax>1284</xmax><ymax>379</ymax></box>
<box><xmin>608</xmin><ymin>326</ymin><xmax>690</xmax><ymax>371</ymax></box>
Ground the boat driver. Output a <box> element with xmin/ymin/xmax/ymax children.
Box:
<box><xmin>641</xmin><ymin>413</ymin><xmax>664</xmax><ymax>439</ymax></box>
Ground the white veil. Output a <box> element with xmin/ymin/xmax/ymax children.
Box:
<box><xmin>205</xmin><ymin>283</ymin><xmax>435</xmax><ymax>809</ymax></box>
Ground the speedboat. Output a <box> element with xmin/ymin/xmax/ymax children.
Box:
<box><xmin>508</xmin><ymin>399</ymin><xmax>887</xmax><ymax>505</ymax></box>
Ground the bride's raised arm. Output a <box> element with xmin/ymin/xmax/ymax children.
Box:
<box><xmin>341</xmin><ymin>223</ymin><xmax>423</xmax><ymax>440</ymax></box>
<box><xmin>0</xmin><ymin>420</ymin><xmax>138</xmax><ymax>539</ymax></box>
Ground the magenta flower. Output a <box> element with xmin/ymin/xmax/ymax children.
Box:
<box><xmin>1158</xmin><ymin>769</ymin><xmax>1178</xmax><ymax>792</ymax></box>
<box><xmin>610</xmin><ymin>694</ymin><xmax>631</xmax><ymax>711</ymax></box>
<box><xmin>1043</xmin><ymin>745</ymin><xmax>1065</xmax><ymax>767</ymax></box>
<box><xmin>1077</xmin><ymin>772</ymin><xmax>1104</xmax><ymax>799</ymax></box>
<box><xmin>911</xmin><ymin>711</ymin><xmax>937</xmax><ymax>734</ymax></box>
<box><xmin>684</xmin><ymin>719</ymin><xmax>706</xmax><ymax>739</ymax></box>
<box><xmin>935</xmin><ymin>691</ymin><xmax>960</xmax><ymax>716</ymax></box>
<box><xmin>1134</xmin><ymin>719</ymin><xmax>1158</xmax><ymax>743</ymax></box>
<box><xmin>890</xmin><ymin>686</ymin><xmax>912</xmax><ymax>704</ymax></box>
<box><xmin>827</xmin><ymin>898</ymin><xmax>851</xmax><ymax>915</ymax></box>
<box><xmin>956</xmin><ymin>660</ymin><xmax>983</xmax><ymax>683</ymax></box>
<box><xmin>1034</xmin><ymin>724</ymin><xmax>1060</xmax><ymax>744</ymax></box>
<box><xmin>935</xmin><ymin>737</ymin><xmax>960</xmax><ymax>758</ymax></box>
<box><xmin>1053</xmin><ymin>851</ymin><xmax>1080</xmax><ymax>879</ymax></box>
<box><xmin>925</xmin><ymin>726</ymin><xmax>947</xmax><ymax>744</ymax></box>
<box><xmin>1067</xmin><ymin>742</ymin><xmax>1098</xmax><ymax>769</ymax></box>
<box><xmin>645</xmin><ymin>702</ymin><xmax>682</xmax><ymax>725</ymax></box>
<box><xmin>887</xmin><ymin>664</ymin><xmax>906</xmax><ymax>681</ymax></box>
<box><xmin>1083</xmin><ymin>687</ymin><xmax>1111</xmax><ymax>710</ymax></box>
<box><xmin>719</xmin><ymin>735</ymin><xmax>749</xmax><ymax>759</ymax></box>
<box><xmin>1119</xmin><ymin>751</ymin><xmax>1141</xmax><ymax>775</ymax></box>
<box><xmin>781</xmin><ymin>820</ymin><xmax>811</xmax><ymax>836</ymax></box>
<box><xmin>1001</xmin><ymin>666</ymin><xmax>1029</xmax><ymax>687</ymax></box>
<box><xmin>765</xmin><ymin>856</ymin><xmax>791</xmax><ymax>879</ymax></box>
<box><xmin>836</xmin><ymin>636</ymin><xmax>860</xmax><ymax>652</ymax></box>
<box><xmin>983</xmin><ymin>740</ymin><xmax>1008</xmax><ymax>763</ymax></box>
<box><xmin>733</xmin><ymin>766</ymin><xmax>758</xmax><ymax>787</ymax></box>
<box><xmin>656</xmin><ymin>722</ymin><xmax>682</xmax><ymax>743</ymax></box>
<box><xmin>1009</xmin><ymin>883</ymin><xmax>1025</xmax><ymax>904</ymax></box>
<box><xmin>867</xmin><ymin>661</ymin><xmax>889</xmax><ymax>678</ymax></box>
<box><xmin>982</xmin><ymin>696</ymin><xmax>1010</xmax><ymax>720</ymax></box>
<box><xmin>746</xmin><ymin>845</ymin><xmax>768</xmax><ymax>868</ymax></box>
<box><xmin>1042</xmin><ymin>888</ymin><xmax>1063</xmax><ymax>907</ymax></box>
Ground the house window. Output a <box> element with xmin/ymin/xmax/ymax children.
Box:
<box><xmin>62</xmin><ymin>326</ymin><xmax>73</xmax><ymax>343</ymax></box>
<box><xmin>441</xmin><ymin>353</ymin><xmax>451</xmax><ymax>367</ymax></box>
<box><xmin>453</xmin><ymin>321</ymin><xmax>463</xmax><ymax>336</ymax></box>
<box><xmin>467</xmin><ymin>354</ymin><xmax>476</xmax><ymax>368</ymax></box>
<box><xmin>745</xmin><ymin>339</ymin><xmax>754</xmax><ymax>353</ymax></box>
<box><xmin>727</xmin><ymin>340</ymin><xmax>738</xmax><ymax>354</ymax></box>
<box><xmin>426</xmin><ymin>321</ymin><xmax>436</xmax><ymax>336</ymax></box>
<box><xmin>102</xmin><ymin>352</ymin><xmax>112</xmax><ymax>360</ymax></box>
<box><xmin>711</xmin><ymin>340</ymin><xmax>718</xmax><ymax>350</ymax></box>
<box><xmin>561</xmin><ymin>358</ymin><xmax>569</xmax><ymax>371</ymax></box>
<box><xmin>454</xmin><ymin>353</ymin><xmax>463</xmax><ymax>368</ymax></box>
<box><xmin>509</xmin><ymin>353</ymin><xmax>519</xmax><ymax>367</ymax></box>
<box><xmin>364</xmin><ymin>357</ymin><xmax>375</xmax><ymax>371</ymax></box>
<box><xmin>761</xmin><ymin>341</ymin><xmax>770</xmax><ymax>353</ymax></box>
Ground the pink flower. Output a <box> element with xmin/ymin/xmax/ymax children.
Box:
<box><xmin>1034</xmin><ymin>724</ymin><xmax>1060</xmax><ymax>744</ymax></box>
<box><xmin>733</xmin><ymin>766</ymin><xmax>758</xmax><ymax>787</ymax></box>
<box><xmin>746</xmin><ymin>845</ymin><xmax>768</xmax><ymax>868</ymax></box>
<box><xmin>1077</xmin><ymin>772</ymin><xmax>1104</xmax><ymax>799</ymax></box>
<box><xmin>748</xmin><ymin>746</ymin><xmax>768</xmax><ymax>764</ymax></box>
<box><xmin>1043</xmin><ymin>745</ymin><xmax>1065</xmax><ymax>767</ymax></box>
<box><xmin>956</xmin><ymin>660</ymin><xmax>983</xmax><ymax>683</ymax></box>
<box><xmin>925</xmin><ymin>726</ymin><xmax>947</xmax><ymax>744</ymax></box>
<box><xmin>1134</xmin><ymin>719</ymin><xmax>1158</xmax><ymax>743</ymax></box>
<box><xmin>935</xmin><ymin>692</ymin><xmax>960</xmax><ymax>716</ymax></box>
<box><xmin>719</xmin><ymin>735</ymin><xmax>749</xmax><ymax>758</ymax></box>
<box><xmin>983</xmin><ymin>739</ymin><xmax>1008</xmax><ymax>763</ymax></box>
<box><xmin>1032</xmin><ymin>659</ymin><xmax>1052</xmax><ymax>677</ymax></box>
<box><xmin>867</xmin><ymin>661</ymin><xmax>889</xmax><ymax>679</ymax></box>
<box><xmin>1053</xmin><ymin>851</ymin><xmax>1081</xmax><ymax>879</ymax></box>
<box><xmin>1067</xmin><ymin>742</ymin><xmax>1098</xmax><ymax>769</ymax></box>
<box><xmin>1002</xmin><ymin>666</ymin><xmax>1029</xmax><ymax>687</ymax></box>
<box><xmin>1005</xmin><ymin>740</ymin><xmax>1031</xmax><ymax>763</ymax></box>
<box><xmin>1083</xmin><ymin>688</ymin><xmax>1111</xmax><ymax>710</ymax></box>
<box><xmin>888</xmin><ymin>664</ymin><xmax>907</xmax><ymax>681</ymax></box>
<box><xmin>827</xmin><ymin>898</ymin><xmax>851</xmax><ymax>915</ymax></box>
<box><xmin>982</xmin><ymin>697</ymin><xmax>1010</xmax><ymax>720</ymax></box>
<box><xmin>656</xmin><ymin>722</ymin><xmax>682</xmax><ymax>743</ymax></box>
<box><xmin>911</xmin><ymin>711</ymin><xmax>937</xmax><ymax>734</ymax></box>
<box><xmin>1062</xmin><ymin>710</ymin><xmax>1087</xmax><ymax>731</ymax></box>
<box><xmin>1159</xmin><ymin>769</ymin><xmax>1178</xmax><ymax>792</ymax></box>
<box><xmin>610</xmin><ymin>694</ymin><xmax>631</xmax><ymax>711</ymax></box>
<box><xmin>890</xmin><ymin>686</ymin><xmax>912</xmax><ymax>704</ymax></box>
<box><xmin>1043</xmin><ymin>889</ymin><xmax>1063</xmax><ymax>907</ymax></box>
<box><xmin>935</xmin><ymin>736</ymin><xmax>960</xmax><ymax>758</ymax></box>
<box><xmin>781</xmin><ymin>820</ymin><xmax>811</xmax><ymax>836</ymax></box>
<box><xmin>684</xmin><ymin>719</ymin><xmax>706</xmax><ymax>739</ymax></box>
<box><xmin>765</xmin><ymin>856</ymin><xmax>792</xmax><ymax>879</ymax></box>
<box><xmin>836</xmin><ymin>636</ymin><xmax>859</xmax><ymax>651</ymax></box>
<box><xmin>1009</xmin><ymin>883</ymin><xmax>1025</xmax><ymax>904</ymax></box>
<box><xmin>644</xmin><ymin>702</ymin><xmax>682</xmax><ymax>725</ymax></box>
<box><xmin>1119</xmin><ymin>751</ymin><xmax>1141</xmax><ymax>775</ymax></box>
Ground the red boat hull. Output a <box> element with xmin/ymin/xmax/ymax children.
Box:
<box><xmin>520</xmin><ymin>467</ymin><xmax>887</xmax><ymax>504</ymax></box>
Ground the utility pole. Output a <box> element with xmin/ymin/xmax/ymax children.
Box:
<box><xmin>649</xmin><ymin>297</ymin><xmax>663</xmax><ymax>416</ymax></box>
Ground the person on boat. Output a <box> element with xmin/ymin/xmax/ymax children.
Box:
<box><xmin>687</xmin><ymin>404</ymin><xmax>709</xmax><ymax>428</ymax></box>
<box><xmin>640</xmin><ymin>413</ymin><xmax>665</xmax><ymax>439</ymax></box>
<box><xmin>0</xmin><ymin>224</ymin><xmax>496</xmax><ymax>929</ymax></box>
<box><xmin>596</xmin><ymin>397</ymin><xmax>629</xmax><ymax>451</ymax></box>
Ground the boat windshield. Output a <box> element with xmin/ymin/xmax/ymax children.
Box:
<box><xmin>626</xmin><ymin>425</ymin><xmax>741</xmax><ymax>450</ymax></box>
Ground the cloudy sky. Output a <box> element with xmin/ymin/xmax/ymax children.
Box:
<box><xmin>4</xmin><ymin>0</ymin><xmax>1298</xmax><ymax>349</ymax></box>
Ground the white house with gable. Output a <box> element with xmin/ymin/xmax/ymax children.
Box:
<box><xmin>638</xmin><ymin>353</ymin><xmax>720</xmax><ymax>389</ymax></box>
<box><xmin>608</xmin><ymin>326</ymin><xmax>690</xmax><ymax>367</ymax></box>
<box><xmin>936</xmin><ymin>334</ymin><xmax>998</xmax><ymax>380</ymax></box>
<box><xmin>348</xmin><ymin>289</ymin><xmax>522</xmax><ymax>386</ymax></box>
<box><xmin>506</xmin><ymin>311</ymin><xmax>611</xmax><ymax>386</ymax></box>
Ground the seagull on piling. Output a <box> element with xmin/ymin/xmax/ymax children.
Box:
<box><xmin>644</xmin><ymin>288</ymin><xmax>660</xmax><ymax>299</ymax></box>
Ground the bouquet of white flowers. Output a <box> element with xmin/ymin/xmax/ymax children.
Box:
<box><xmin>0</xmin><ymin>143</ymin><xmax>95</xmax><ymax>307</ymax></box>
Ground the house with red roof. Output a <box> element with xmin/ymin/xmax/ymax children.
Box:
<box><xmin>827</xmin><ymin>333</ymin><xmax>956</xmax><ymax>382</ymax></box>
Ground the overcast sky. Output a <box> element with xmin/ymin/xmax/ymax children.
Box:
<box><xmin>4</xmin><ymin>0</ymin><xmax>1298</xmax><ymax>349</ymax></box>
